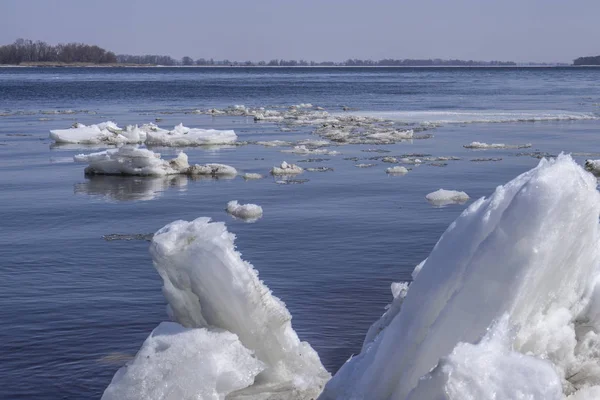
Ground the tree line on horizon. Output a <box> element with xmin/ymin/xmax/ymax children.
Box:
<box><xmin>0</xmin><ymin>38</ymin><xmax>522</xmax><ymax>66</ymax></box>
<box><xmin>573</xmin><ymin>56</ymin><xmax>600</xmax><ymax>66</ymax></box>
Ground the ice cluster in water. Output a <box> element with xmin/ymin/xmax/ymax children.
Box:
<box><xmin>50</xmin><ymin>122</ymin><xmax>237</xmax><ymax>146</ymax></box>
<box><xmin>74</xmin><ymin>146</ymin><xmax>237</xmax><ymax>177</ymax></box>
<box><xmin>464</xmin><ymin>141</ymin><xmax>532</xmax><ymax>149</ymax></box>
<box><xmin>103</xmin><ymin>154</ymin><xmax>600</xmax><ymax>399</ymax></box>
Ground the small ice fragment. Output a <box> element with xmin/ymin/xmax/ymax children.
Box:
<box><xmin>226</xmin><ymin>201</ymin><xmax>263</xmax><ymax>222</ymax></box>
<box><xmin>425</xmin><ymin>189</ymin><xmax>470</xmax><ymax>206</ymax></box>
<box><xmin>386</xmin><ymin>166</ymin><xmax>409</xmax><ymax>175</ymax></box>
<box><xmin>464</xmin><ymin>141</ymin><xmax>532</xmax><ymax>149</ymax></box>
<box><xmin>187</xmin><ymin>163</ymin><xmax>238</xmax><ymax>177</ymax></box>
<box><xmin>271</xmin><ymin>161</ymin><xmax>303</xmax><ymax>175</ymax></box>
<box><xmin>242</xmin><ymin>173</ymin><xmax>263</xmax><ymax>180</ymax></box>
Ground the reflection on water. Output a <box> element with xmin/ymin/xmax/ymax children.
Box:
<box><xmin>50</xmin><ymin>142</ymin><xmax>118</xmax><ymax>151</ymax></box>
<box><xmin>74</xmin><ymin>175</ymin><xmax>188</xmax><ymax>202</ymax></box>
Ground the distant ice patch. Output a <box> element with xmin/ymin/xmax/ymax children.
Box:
<box><xmin>345</xmin><ymin>110</ymin><xmax>598</xmax><ymax>125</ymax></box>
<box><xmin>464</xmin><ymin>141</ymin><xmax>532</xmax><ymax>149</ymax></box>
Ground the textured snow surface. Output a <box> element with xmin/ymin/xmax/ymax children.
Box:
<box><xmin>320</xmin><ymin>154</ymin><xmax>600</xmax><ymax>400</ymax></box>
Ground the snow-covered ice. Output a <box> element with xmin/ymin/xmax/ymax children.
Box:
<box><xmin>50</xmin><ymin>121</ymin><xmax>147</xmax><ymax>145</ymax></box>
<box><xmin>145</xmin><ymin>123</ymin><xmax>237</xmax><ymax>146</ymax></box>
<box><xmin>187</xmin><ymin>163</ymin><xmax>238</xmax><ymax>177</ymax></box>
<box><xmin>386</xmin><ymin>166</ymin><xmax>409</xmax><ymax>175</ymax></box>
<box><xmin>51</xmin><ymin>122</ymin><xmax>236</xmax><ymax>147</ymax></box>
<box><xmin>464</xmin><ymin>141</ymin><xmax>532</xmax><ymax>149</ymax></box>
<box><xmin>102</xmin><ymin>322</ymin><xmax>265</xmax><ymax>400</ymax></box>
<box><xmin>271</xmin><ymin>161</ymin><xmax>303</xmax><ymax>175</ymax></box>
<box><xmin>425</xmin><ymin>189</ymin><xmax>470</xmax><ymax>206</ymax></box>
<box><xmin>319</xmin><ymin>154</ymin><xmax>600</xmax><ymax>400</ymax></box>
<box><xmin>74</xmin><ymin>147</ymin><xmax>190</xmax><ymax>176</ymax></box>
<box><xmin>242</xmin><ymin>173</ymin><xmax>263</xmax><ymax>180</ymax></box>
<box><xmin>226</xmin><ymin>201</ymin><xmax>263</xmax><ymax>222</ymax></box>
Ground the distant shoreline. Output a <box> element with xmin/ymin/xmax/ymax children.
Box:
<box><xmin>0</xmin><ymin>63</ymin><xmax>583</xmax><ymax>68</ymax></box>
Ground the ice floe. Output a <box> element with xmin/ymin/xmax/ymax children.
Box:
<box><xmin>281</xmin><ymin>145</ymin><xmax>340</xmax><ymax>155</ymax></box>
<box><xmin>50</xmin><ymin>122</ymin><xmax>237</xmax><ymax>147</ymax></box>
<box><xmin>242</xmin><ymin>173</ymin><xmax>263</xmax><ymax>180</ymax></box>
<box><xmin>464</xmin><ymin>141</ymin><xmax>532</xmax><ymax>149</ymax></box>
<box><xmin>386</xmin><ymin>166</ymin><xmax>409</xmax><ymax>175</ymax></box>
<box><xmin>74</xmin><ymin>147</ymin><xmax>237</xmax><ymax>178</ymax></box>
<box><xmin>271</xmin><ymin>161</ymin><xmax>303</xmax><ymax>175</ymax></box>
<box><xmin>226</xmin><ymin>201</ymin><xmax>263</xmax><ymax>222</ymax></box>
<box><xmin>425</xmin><ymin>189</ymin><xmax>470</xmax><ymax>206</ymax></box>
<box><xmin>74</xmin><ymin>147</ymin><xmax>190</xmax><ymax>176</ymax></box>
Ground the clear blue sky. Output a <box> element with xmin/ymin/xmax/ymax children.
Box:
<box><xmin>1</xmin><ymin>0</ymin><xmax>598</xmax><ymax>63</ymax></box>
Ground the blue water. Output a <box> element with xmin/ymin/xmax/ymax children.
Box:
<box><xmin>1</xmin><ymin>67</ymin><xmax>600</xmax><ymax>399</ymax></box>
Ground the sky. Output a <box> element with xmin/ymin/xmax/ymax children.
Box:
<box><xmin>1</xmin><ymin>0</ymin><xmax>599</xmax><ymax>63</ymax></box>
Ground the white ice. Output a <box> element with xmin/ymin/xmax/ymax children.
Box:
<box><xmin>74</xmin><ymin>147</ymin><xmax>190</xmax><ymax>176</ymax></box>
<box><xmin>226</xmin><ymin>200</ymin><xmax>263</xmax><ymax>222</ymax></box>
<box><xmin>464</xmin><ymin>141</ymin><xmax>532</xmax><ymax>149</ymax></box>
<box><xmin>102</xmin><ymin>322</ymin><xmax>265</xmax><ymax>400</ymax></box>
<box><xmin>187</xmin><ymin>163</ymin><xmax>238</xmax><ymax>177</ymax></box>
<box><xmin>386</xmin><ymin>166</ymin><xmax>409</xmax><ymax>175</ymax></box>
<box><xmin>281</xmin><ymin>145</ymin><xmax>340</xmax><ymax>155</ymax></box>
<box><xmin>50</xmin><ymin>121</ymin><xmax>147</xmax><ymax>145</ymax></box>
<box><xmin>242</xmin><ymin>173</ymin><xmax>264</xmax><ymax>180</ymax></box>
<box><xmin>345</xmin><ymin>110</ymin><xmax>597</xmax><ymax>124</ymax></box>
<box><xmin>104</xmin><ymin>218</ymin><xmax>330</xmax><ymax>399</ymax></box>
<box><xmin>145</xmin><ymin>123</ymin><xmax>237</xmax><ymax>146</ymax></box>
<box><xmin>319</xmin><ymin>154</ymin><xmax>600</xmax><ymax>400</ymax></box>
<box><xmin>271</xmin><ymin>161</ymin><xmax>304</xmax><ymax>175</ymax></box>
<box><xmin>425</xmin><ymin>189</ymin><xmax>470</xmax><ymax>206</ymax></box>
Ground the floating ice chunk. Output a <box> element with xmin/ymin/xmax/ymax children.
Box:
<box><xmin>425</xmin><ymin>189</ymin><xmax>470</xmax><ymax>206</ymax></box>
<box><xmin>242</xmin><ymin>173</ymin><xmax>263</xmax><ymax>180</ymax></box>
<box><xmin>386</xmin><ymin>166</ymin><xmax>409</xmax><ymax>175</ymax></box>
<box><xmin>319</xmin><ymin>154</ymin><xmax>600</xmax><ymax>400</ymax></box>
<box><xmin>399</xmin><ymin>158</ymin><xmax>422</xmax><ymax>165</ymax></box>
<box><xmin>382</xmin><ymin>157</ymin><xmax>398</xmax><ymax>163</ymax></box>
<box><xmin>281</xmin><ymin>145</ymin><xmax>340</xmax><ymax>156</ymax></box>
<box><xmin>296</xmin><ymin>139</ymin><xmax>331</xmax><ymax>147</ymax></box>
<box><xmin>147</xmin><ymin>218</ymin><xmax>330</xmax><ymax>397</ymax></box>
<box><xmin>50</xmin><ymin>121</ymin><xmax>144</xmax><ymax>145</ymax></box>
<box><xmin>256</xmin><ymin>140</ymin><xmax>293</xmax><ymax>147</ymax></box>
<box><xmin>585</xmin><ymin>159</ymin><xmax>600</xmax><ymax>175</ymax></box>
<box><xmin>355</xmin><ymin>163</ymin><xmax>377</xmax><ymax>168</ymax></box>
<box><xmin>226</xmin><ymin>201</ymin><xmax>263</xmax><ymax>222</ymax></box>
<box><xmin>291</xmin><ymin>103</ymin><xmax>313</xmax><ymax>109</ymax></box>
<box><xmin>188</xmin><ymin>163</ymin><xmax>237</xmax><ymax>177</ymax></box>
<box><xmin>74</xmin><ymin>147</ymin><xmax>189</xmax><ymax>176</ymax></box>
<box><xmin>145</xmin><ymin>123</ymin><xmax>237</xmax><ymax>146</ymax></box>
<box><xmin>406</xmin><ymin>315</ymin><xmax>563</xmax><ymax>400</ymax></box>
<box><xmin>271</xmin><ymin>161</ymin><xmax>303</xmax><ymax>175</ymax></box>
<box><xmin>101</xmin><ymin>322</ymin><xmax>265</xmax><ymax>400</ymax></box>
<box><xmin>306</xmin><ymin>167</ymin><xmax>334</xmax><ymax>172</ymax></box>
<box><xmin>464</xmin><ymin>141</ymin><xmax>532</xmax><ymax>149</ymax></box>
